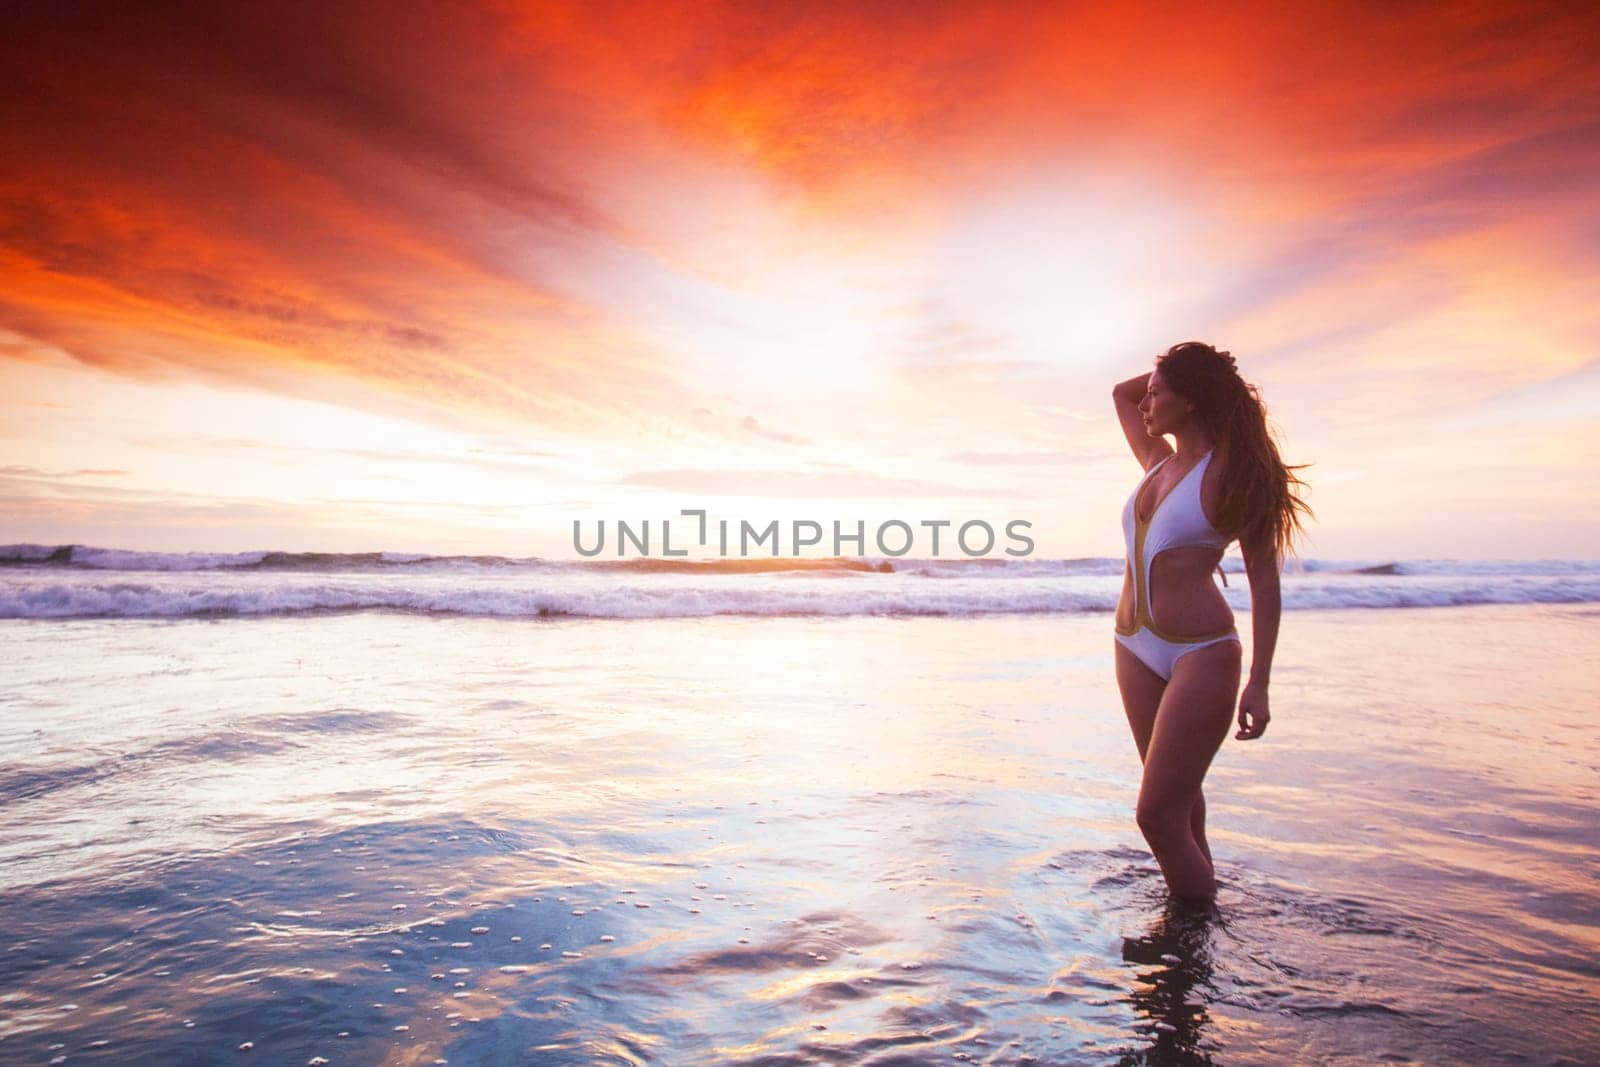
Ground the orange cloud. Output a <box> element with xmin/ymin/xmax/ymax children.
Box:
<box><xmin>1</xmin><ymin>0</ymin><xmax>1596</xmax><ymax>445</ymax></box>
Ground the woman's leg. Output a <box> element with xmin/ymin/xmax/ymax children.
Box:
<box><xmin>1191</xmin><ymin>789</ymin><xmax>1210</xmax><ymax>867</ymax></box>
<box><xmin>1115</xmin><ymin>640</ymin><xmax>1166</xmax><ymax>762</ymax></box>
<box><xmin>1117</xmin><ymin>644</ymin><xmax>1211</xmax><ymax>863</ymax></box>
<box><xmin>1136</xmin><ymin>641</ymin><xmax>1241</xmax><ymax>900</ymax></box>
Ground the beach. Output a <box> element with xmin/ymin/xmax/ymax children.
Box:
<box><xmin>6</xmin><ymin>1</ymin><xmax>1598</xmax><ymax>1062</ymax></box>
<box><xmin>1</xmin><ymin>565</ymin><xmax>1596</xmax><ymax>1064</ymax></box>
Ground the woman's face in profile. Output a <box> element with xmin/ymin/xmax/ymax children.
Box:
<box><xmin>1139</xmin><ymin>370</ymin><xmax>1192</xmax><ymax>437</ymax></box>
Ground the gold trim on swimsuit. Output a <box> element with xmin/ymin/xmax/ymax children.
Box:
<box><xmin>1116</xmin><ymin>461</ymin><xmax>1234</xmax><ymax>643</ymax></box>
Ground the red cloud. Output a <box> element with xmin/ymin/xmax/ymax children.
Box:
<box><xmin>2</xmin><ymin>1</ymin><xmax>1596</xmax><ymax>428</ymax></box>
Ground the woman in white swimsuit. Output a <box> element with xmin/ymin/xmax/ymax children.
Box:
<box><xmin>1111</xmin><ymin>341</ymin><xmax>1311</xmax><ymax>901</ymax></box>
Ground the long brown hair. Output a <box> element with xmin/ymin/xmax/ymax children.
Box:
<box><xmin>1156</xmin><ymin>341</ymin><xmax>1313</xmax><ymax>561</ymax></box>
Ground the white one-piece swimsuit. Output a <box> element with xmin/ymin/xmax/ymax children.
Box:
<box><xmin>1114</xmin><ymin>450</ymin><xmax>1240</xmax><ymax>680</ymax></box>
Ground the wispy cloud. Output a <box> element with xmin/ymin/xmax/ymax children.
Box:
<box><xmin>0</xmin><ymin>466</ymin><xmax>129</xmax><ymax>479</ymax></box>
<box><xmin>943</xmin><ymin>450</ymin><xmax>1119</xmax><ymax>468</ymax></box>
<box><xmin>615</xmin><ymin>468</ymin><xmax>1006</xmax><ymax>499</ymax></box>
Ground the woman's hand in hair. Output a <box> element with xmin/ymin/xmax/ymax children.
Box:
<box><xmin>1112</xmin><ymin>372</ymin><xmax>1152</xmax><ymax>399</ymax></box>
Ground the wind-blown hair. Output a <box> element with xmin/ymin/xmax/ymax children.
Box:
<box><xmin>1156</xmin><ymin>341</ymin><xmax>1312</xmax><ymax>561</ymax></box>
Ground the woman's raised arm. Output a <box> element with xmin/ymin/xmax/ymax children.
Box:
<box><xmin>1112</xmin><ymin>372</ymin><xmax>1173</xmax><ymax>471</ymax></box>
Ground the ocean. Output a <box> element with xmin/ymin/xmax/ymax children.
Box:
<box><xmin>3</xmin><ymin>545</ymin><xmax>1598</xmax><ymax>620</ymax></box>
<box><xmin>1</xmin><ymin>546</ymin><xmax>1596</xmax><ymax>1064</ymax></box>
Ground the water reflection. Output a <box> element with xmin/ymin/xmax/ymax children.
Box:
<box><xmin>1118</xmin><ymin>900</ymin><xmax>1219</xmax><ymax>1065</ymax></box>
<box><xmin>2</xmin><ymin>608</ymin><xmax>1598</xmax><ymax>1063</ymax></box>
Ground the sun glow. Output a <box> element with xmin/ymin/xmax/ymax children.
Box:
<box><xmin>1</xmin><ymin>3</ymin><xmax>1595</xmax><ymax>557</ymax></box>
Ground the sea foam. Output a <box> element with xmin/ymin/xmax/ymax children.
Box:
<box><xmin>0</xmin><ymin>545</ymin><xmax>1595</xmax><ymax>620</ymax></box>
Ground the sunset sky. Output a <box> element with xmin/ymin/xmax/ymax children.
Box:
<box><xmin>3</xmin><ymin>1</ymin><xmax>1597</xmax><ymax>560</ymax></box>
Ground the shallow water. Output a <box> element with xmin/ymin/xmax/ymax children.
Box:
<box><xmin>1</xmin><ymin>605</ymin><xmax>1596</xmax><ymax>1064</ymax></box>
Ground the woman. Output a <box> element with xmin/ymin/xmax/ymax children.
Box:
<box><xmin>1111</xmin><ymin>341</ymin><xmax>1311</xmax><ymax>901</ymax></box>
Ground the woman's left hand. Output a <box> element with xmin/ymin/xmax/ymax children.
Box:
<box><xmin>1235</xmin><ymin>680</ymin><xmax>1270</xmax><ymax>740</ymax></box>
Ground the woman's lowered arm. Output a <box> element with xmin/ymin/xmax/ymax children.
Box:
<box><xmin>1235</xmin><ymin>530</ymin><xmax>1281</xmax><ymax>740</ymax></box>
